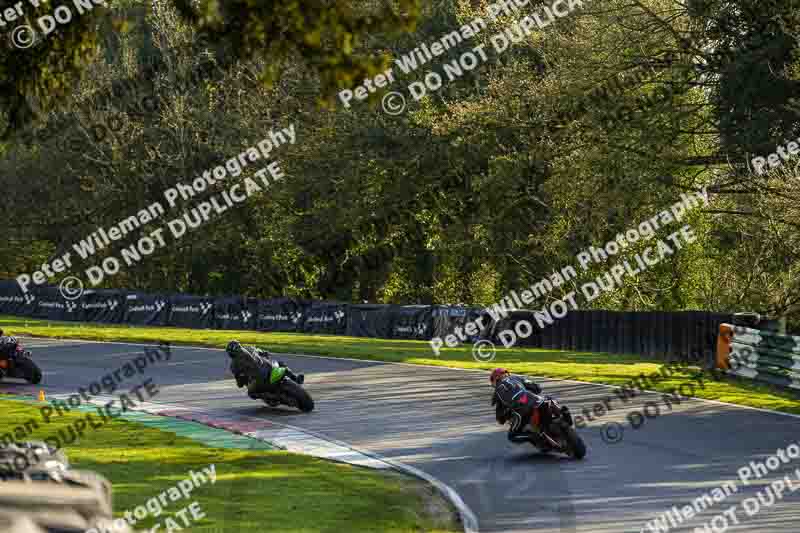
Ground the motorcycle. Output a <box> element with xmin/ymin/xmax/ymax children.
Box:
<box><xmin>237</xmin><ymin>360</ymin><xmax>314</xmax><ymax>413</ymax></box>
<box><xmin>510</xmin><ymin>397</ymin><xmax>586</xmax><ymax>459</ymax></box>
<box><xmin>0</xmin><ymin>337</ymin><xmax>42</xmax><ymax>385</ymax></box>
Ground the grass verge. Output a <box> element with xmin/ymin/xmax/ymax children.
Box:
<box><xmin>0</xmin><ymin>398</ymin><xmax>461</xmax><ymax>533</ymax></box>
<box><xmin>2</xmin><ymin>315</ymin><xmax>799</xmax><ymax>414</ymax></box>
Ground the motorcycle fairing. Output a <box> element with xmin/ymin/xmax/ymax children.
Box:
<box><xmin>269</xmin><ymin>363</ymin><xmax>287</xmax><ymax>384</ymax></box>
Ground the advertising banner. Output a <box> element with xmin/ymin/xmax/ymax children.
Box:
<box><xmin>123</xmin><ymin>292</ymin><xmax>170</xmax><ymax>326</ymax></box>
<box><xmin>302</xmin><ymin>301</ymin><xmax>348</xmax><ymax>335</ymax></box>
<box><xmin>167</xmin><ymin>295</ymin><xmax>214</xmax><ymax>329</ymax></box>
<box><xmin>257</xmin><ymin>298</ymin><xmax>307</xmax><ymax>332</ymax></box>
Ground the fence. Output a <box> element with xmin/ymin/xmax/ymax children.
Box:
<box><xmin>717</xmin><ymin>323</ymin><xmax>800</xmax><ymax>390</ymax></box>
<box><xmin>0</xmin><ymin>280</ymin><xmax>731</xmax><ymax>362</ymax></box>
<box><xmin>0</xmin><ymin>281</ymin><xmax>478</xmax><ymax>342</ymax></box>
<box><xmin>483</xmin><ymin>309</ymin><xmax>732</xmax><ymax>363</ymax></box>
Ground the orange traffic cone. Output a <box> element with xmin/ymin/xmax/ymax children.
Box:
<box><xmin>38</xmin><ymin>390</ymin><xmax>46</xmax><ymax>402</ymax></box>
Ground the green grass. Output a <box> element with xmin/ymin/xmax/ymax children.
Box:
<box><xmin>2</xmin><ymin>315</ymin><xmax>799</xmax><ymax>414</ymax></box>
<box><xmin>0</xmin><ymin>399</ymin><xmax>460</xmax><ymax>533</ymax></box>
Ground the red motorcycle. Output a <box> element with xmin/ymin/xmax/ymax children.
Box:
<box><xmin>0</xmin><ymin>337</ymin><xmax>42</xmax><ymax>384</ymax></box>
<box><xmin>513</xmin><ymin>397</ymin><xmax>587</xmax><ymax>460</ymax></box>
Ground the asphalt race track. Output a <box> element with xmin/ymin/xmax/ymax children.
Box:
<box><xmin>2</xmin><ymin>337</ymin><xmax>799</xmax><ymax>533</ymax></box>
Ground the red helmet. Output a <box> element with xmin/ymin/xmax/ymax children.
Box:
<box><xmin>490</xmin><ymin>368</ymin><xmax>509</xmax><ymax>384</ymax></box>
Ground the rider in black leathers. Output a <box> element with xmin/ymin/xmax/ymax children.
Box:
<box><xmin>0</xmin><ymin>330</ymin><xmax>14</xmax><ymax>379</ymax></box>
<box><xmin>490</xmin><ymin>368</ymin><xmax>548</xmax><ymax>443</ymax></box>
<box><xmin>226</xmin><ymin>341</ymin><xmax>304</xmax><ymax>396</ymax></box>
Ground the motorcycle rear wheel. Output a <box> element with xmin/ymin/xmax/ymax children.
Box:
<box><xmin>16</xmin><ymin>358</ymin><xmax>41</xmax><ymax>384</ymax></box>
<box><xmin>282</xmin><ymin>380</ymin><xmax>314</xmax><ymax>413</ymax></box>
<box><xmin>564</xmin><ymin>427</ymin><xmax>587</xmax><ymax>460</ymax></box>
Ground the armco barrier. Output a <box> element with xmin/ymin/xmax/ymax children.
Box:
<box><xmin>716</xmin><ymin>323</ymin><xmax>800</xmax><ymax>390</ymax></box>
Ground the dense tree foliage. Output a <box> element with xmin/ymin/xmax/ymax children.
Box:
<box><xmin>1</xmin><ymin>0</ymin><xmax>799</xmax><ymax>328</ymax></box>
<box><xmin>0</xmin><ymin>0</ymin><xmax>421</xmax><ymax>138</ymax></box>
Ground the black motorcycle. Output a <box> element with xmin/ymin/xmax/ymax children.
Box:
<box><xmin>0</xmin><ymin>337</ymin><xmax>42</xmax><ymax>384</ymax></box>
<box><xmin>512</xmin><ymin>397</ymin><xmax>586</xmax><ymax>459</ymax></box>
<box><xmin>237</xmin><ymin>360</ymin><xmax>314</xmax><ymax>413</ymax></box>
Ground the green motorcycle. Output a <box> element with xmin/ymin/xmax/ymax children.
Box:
<box><xmin>242</xmin><ymin>360</ymin><xmax>315</xmax><ymax>413</ymax></box>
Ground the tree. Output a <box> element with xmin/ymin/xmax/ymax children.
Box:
<box><xmin>0</xmin><ymin>0</ymin><xmax>421</xmax><ymax>140</ymax></box>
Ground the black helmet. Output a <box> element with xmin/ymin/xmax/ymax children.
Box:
<box><xmin>226</xmin><ymin>340</ymin><xmax>241</xmax><ymax>357</ymax></box>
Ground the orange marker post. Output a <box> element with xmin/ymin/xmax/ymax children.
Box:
<box><xmin>716</xmin><ymin>324</ymin><xmax>734</xmax><ymax>370</ymax></box>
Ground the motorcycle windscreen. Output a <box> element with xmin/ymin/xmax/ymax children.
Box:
<box><xmin>269</xmin><ymin>366</ymin><xmax>287</xmax><ymax>384</ymax></box>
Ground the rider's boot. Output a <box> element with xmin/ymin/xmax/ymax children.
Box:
<box><xmin>246</xmin><ymin>379</ymin><xmax>262</xmax><ymax>399</ymax></box>
<box><xmin>560</xmin><ymin>405</ymin><xmax>573</xmax><ymax>425</ymax></box>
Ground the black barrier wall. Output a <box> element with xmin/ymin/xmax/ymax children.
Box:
<box><xmin>303</xmin><ymin>301</ymin><xmax>348</xmax><ymax>335</ymax></box>
<box><xmin>485</xmin><ymin>309</ymin><xmax>732</xmax><ymax>364</ymax></box>
<box><xmin>0</xmin><ymin>281</ymin><xmax>730</xmax><ymax>361</ymax></box>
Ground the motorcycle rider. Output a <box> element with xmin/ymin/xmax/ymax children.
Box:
<box><xmin>0</xmin><ymin>330</ymin><xmax>17</xmax><ymax>349</ymax></box>
<box><xmin>226</xmin><ymin>341</ymin><xmax>304</xmax><ymax>396</ymax></box>
<box><xmin>0</xmin><ymin>330</ymin><xmax>13</xmax><ymax>378</ymax></box>
<box><xmin>490</xmin><ymin>368</ymin><xmax>548</xmax><ymax>443</ymax></box>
